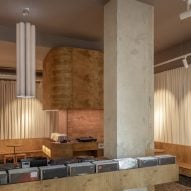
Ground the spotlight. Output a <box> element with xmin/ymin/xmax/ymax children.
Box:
<box><xmin>180</xmin><ymin>0</ymin><xmax>191</xmax><ymax>20</ymax></box>
<box><xmin>180</xmin><ymin>10</ymin><xmax>191</xmax><ymax>20</ymax></box>
<box><xmin>182</xmin><ymin>57</ymin><xmax>189</xmax><ymax>68</ymax></box>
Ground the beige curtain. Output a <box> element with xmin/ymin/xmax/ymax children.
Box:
<box><xmin>154</xmin><ymin>67</ymin><xmax>191</xmax><ymax>145</ymax></box>
<box><xmin>0</xmin><ymin>80</ymin><xmax>58</xmax><ymax>139</ymax></box>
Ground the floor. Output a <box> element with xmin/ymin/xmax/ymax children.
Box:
<box><xmin>155</xmin><ymin>175</ymin><xmax>191</xmax><ymax>191</ymax></box>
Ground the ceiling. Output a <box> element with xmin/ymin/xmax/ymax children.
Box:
<box><xmin>0</xmin><ymin>0</ymin><xmax>104</xmax><ymax>41</ymax></box>
<box><xmin>0</xmin><ymin>0</ymin><xmax>190</xmax><ymax>52</ymax></box>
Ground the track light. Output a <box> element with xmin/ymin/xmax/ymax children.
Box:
<box><xmin>180</xmin><ymin>0</ymin><xmax>191</xmax><ymax>20</ymax></box>
<box><xmin>182</xmin><ymin>57</ymin><xmax>189</xmax><ymax>68</ymax></box>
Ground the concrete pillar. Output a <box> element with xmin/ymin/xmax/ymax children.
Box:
<box><xmin>104</xmin><ymin>0</ymin><xmax>154</xmax><ymax>189</ymax></box>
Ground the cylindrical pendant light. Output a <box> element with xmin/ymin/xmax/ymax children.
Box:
<box><xmin>16</xmin><ymin>22</ymin><xmax>36</xmax><ymax>98</ymax></box>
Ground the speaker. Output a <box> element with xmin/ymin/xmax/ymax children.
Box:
<box><xmin>21</xmin><ymin>159</ymin><xmax>30</xmax><ymax>168</ymax></box>
<box><xmin>92</xmin><ymin>160</ymin><xmax>119</xmax><ymax>173</ymax></box>
<box><xmin>0</xmin><ymin>171</ymin><xmax>7</xmax><ymax>185</ymax></box>
<box><xmin>39</xmin><ymin>165</ymin><xmax>67</xmax><ymax>180</ymax></box>
<box><xmin>8</xmin><ymin>167</ymin><xmax>39</xmax><ymax>184</ymax></box>
<box><xmin>28</xmin><ymin>157</ymin><xmax>47</xmax><ymax>167</ymax></box>
<box><xmin>67</xmin><ymin>162</ymin><xmax>95</xmax><ymax>176</ymax></box>
<box><xmin>51</xmin><ymin>133</ymin><xmax>67</xmax><ymax>142</ymax></box>
<box><xmin>50</xmin><ymin>158</ymin><xmax>79</xmax><ymax>166</ymax></box>
<box><xmin>114</xmin><ymin>158</ymin><xmax>138</xmax><ymax>170</ymax></box>
<box><xmin>155</xmin><ymin>155</ymin><xmax>176</xmax><ymax>165</ymax></box>
<box><xmin>137</xmin><ymin>156</ymin><xmax>158</xmax><ymax>168</ymax></box>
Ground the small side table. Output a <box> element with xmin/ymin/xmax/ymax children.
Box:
<box><xmin>6</xmin><ymin>145</ymin><xmax>22</xmax><ymax>164</ymax></box>
<box><xmin>4</xmin><ymin>154</ymin><xmax>15</xmax><ymax>164</ymax></box>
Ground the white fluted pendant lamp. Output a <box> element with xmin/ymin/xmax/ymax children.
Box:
<box><xmin>16</xmin><ymin>22</ymin><xmax>36</xmax><ymax>98</ymax></box>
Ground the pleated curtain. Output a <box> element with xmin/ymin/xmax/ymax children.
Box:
<box><xmin>154</xmin><ymin>67</ymin><xmax>191</xmax><ymax>145</ymax></box>
<box><xmin>0</xmin><ymin>80</ymin><xmax>58</xmax><ymax>139</ymax></box>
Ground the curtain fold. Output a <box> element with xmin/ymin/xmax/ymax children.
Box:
<box><xmin>0</xmin><ymin>80</ymin><xmax>58</xmax><ymax>139</ymax></box>
<box><xmin>154</xmin><ymin>67</ymin><xmax>191</xmax><ymax>145</ymax></box>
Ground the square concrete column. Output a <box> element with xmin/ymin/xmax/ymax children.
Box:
<box><xmin>104</xmin><ymin>0</ymin><xmax>154</xmax><ymax>161</ymax></box>
<box><xmin>104</xmin><ymin>1</ymin><xmax>154</xmax><ymax>190</ymax></box>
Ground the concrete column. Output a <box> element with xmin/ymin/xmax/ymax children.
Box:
<box><xmin>104</xmin><ymin>0</ymin><xmax>154</xmax><ymax>189</ymax></box>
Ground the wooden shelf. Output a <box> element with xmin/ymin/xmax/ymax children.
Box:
<box><xmin>0</xmin><ymin>164</ymin><xmax>178</xmax><ymax>191</ymax></box>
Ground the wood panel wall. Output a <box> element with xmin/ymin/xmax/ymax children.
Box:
<box><xmin>43</xmin><ymin>47</ymin><xmax>103</xmax><ymax>110</ymax></box>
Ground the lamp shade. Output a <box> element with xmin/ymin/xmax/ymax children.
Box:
<box><xmin>16</xmin><ymin>22</ymin><xmax>36</xmax><ymax>98</ymax></box>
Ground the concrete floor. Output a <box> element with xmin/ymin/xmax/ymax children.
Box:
<box><xmin>155</xmin><ymin>175</ymin><xmax>191</xmax><ymax>191</ymax></box>
<box><xmin>179</xmin><ymin>175</ymin><xmax>191</xmax><ymax>187</ymax></box>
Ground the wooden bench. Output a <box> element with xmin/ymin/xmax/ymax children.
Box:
<box><xmin>0</xmin><ymin>150</ymin><xmax>43</xmax><ymax>162</ymax></box>
<box><xmin>0</xmin><ymin>138</ymin><xmax>48</xmax><ymax>157</ymax></box>
<box><xmin>155</xmin><ymin>141</ymin><xmax>191</xmax><ymax>177</ymax></box>
<box><xmin>178</xmin><ymin>162</ymin><xmax>191</xmax><ymax>177</ymax></box>
<box><xmin>16</xmin><ymin>150</ymin><xmax>43</xmax><ymax>156</ymax></box>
